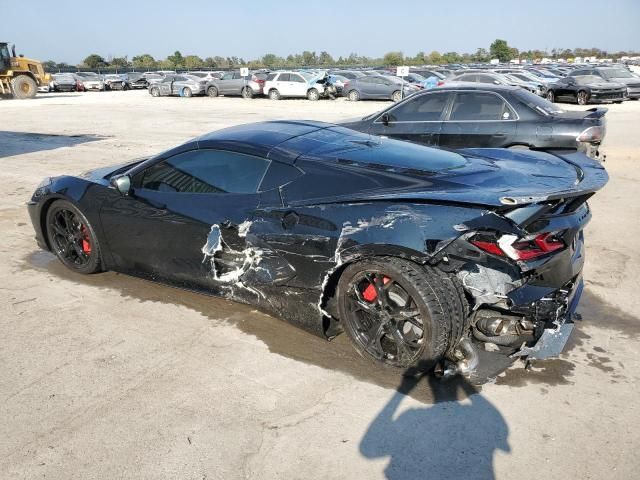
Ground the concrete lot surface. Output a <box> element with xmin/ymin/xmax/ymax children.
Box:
<box><xmin>1</xmin><ymin>91</ymin><xmax>639</xmax><ymax>480</ymax></box>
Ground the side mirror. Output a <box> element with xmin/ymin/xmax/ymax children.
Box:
<box><xmin>381</xmin><ymin>113</ymin><xmax>390</xmax><ymax>126</ymax></box>
<box><xmin>110</xmin><ymin>174</ymin><xmax>132</xmax><ymax>196</ymax></box>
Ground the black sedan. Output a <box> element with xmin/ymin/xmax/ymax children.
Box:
<box><xmin>28</xmin><ymin>121</ymin><xmax>608</xmax><ymax>378</ymax></box>
<box><xmin>341</xmin><ymin>84</ymin><xmax>608</xmax><ymax>158</ymax></box>
<box><xmin>546</xmin><ymin>75</ymin><xmax>626</xmax><ymax>105</ymax></box>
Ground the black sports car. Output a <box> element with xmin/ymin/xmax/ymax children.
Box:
<box><xmin>28</xmin><ymin>121</ymin><xmax>608</xmax><ymax>378</ymax></box>
<box><xmin>546</xmin><ymin>75</ymin><xmax>626</xmax><ymax>105</ymax></box>
<box><xmin>341</xmin><ymin>84</ymin><xmax>608</xmax><ymax>159</ymax></box>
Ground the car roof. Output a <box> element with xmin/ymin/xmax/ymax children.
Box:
<box><xmin>436</xmin><ymin>82</ymin><xmax>519</xmax><ymax>92</ymax></box>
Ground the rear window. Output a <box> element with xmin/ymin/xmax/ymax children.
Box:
<box><xmin>514</xmin><ymin>89</ymin><xmax>564</xmax><ymax>115</ymax></box>
<box><xmin>449</xmin><ymin>92</ymin><xmax>514</xmax><ymax>121</ymax></box>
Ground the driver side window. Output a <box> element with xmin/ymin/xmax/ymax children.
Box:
<box><xmin>137</xmin><ymin>150</ymin><xmax>270</xmax><ymax>194</ymax></box>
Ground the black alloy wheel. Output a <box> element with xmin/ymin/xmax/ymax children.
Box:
<box><xmin>337</xmin><ymin>257</ymin><xmax>455</xmax><ymax>372</ymax></box>
<box><xmin>46</xmin><ymin>200</ymin><xmax>102</xmax><ymax>274</ymax></box>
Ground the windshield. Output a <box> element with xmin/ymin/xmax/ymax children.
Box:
<box><xmin>601</xmin><ymin>68</ymin><xmax>634</xmax><ymax>79</ymax></box>
<box><xmin>515</xmin><ymin>89</ymin><xmax>564</xmax><ymax>115</ymax></box>
<box><xmin>575</xmin><ymin>75</ymin><xmax>605</xmax><ymax>85</ymax></box>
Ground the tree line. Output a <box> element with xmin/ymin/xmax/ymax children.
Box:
<box><xmin>43</xmin><ymin>39</ymin><xmax>640</xmax><ymax>72</ymax></box>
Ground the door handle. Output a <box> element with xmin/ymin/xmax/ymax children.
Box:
<box><xmin>492</xmin><ymin>133</ymin><xmax>507</xmax><ymax>138</ymax></box>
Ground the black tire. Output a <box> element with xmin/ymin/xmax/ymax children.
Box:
<box><xmin>123</xmin><ymin>83</ymin><xmax>130</xmax><ymax>91</ymax></box>
<box><xmin>391</xmin><ymin>90</ymin><xmax>402</xmax><ymax>102</ymax></box>
<box><xmin>546</xmin><ymin>90</ymin><xmax>555</xmax><ymax>103</ymax></box>
<box><xmin>207</xmin><ymin>86</ymin><xmax>218</xmax><ymax>97</ymax></box>
<box><xmin>336</xmin><ymin>257</ymin><xmax>459</xmax><ymax>373</ymax></box>
<box><xmin>45</xmin><ymin>200</ymin><xmax>102</xmax><ymax>274</ymax></box>
<box><xmin>10</xmin><ymin>75</ymin><xmax>37</xmax><ymax>99</ymax></box>
<box><xmin>268</xmin><ymin>89</ymin><xmax>281</xmax><ymax>100</ymax></box>
<box><xmin>182</xmin><ymin>87</ymin><xmax>192</xmax><ymax>98</ymax></box>
<box><xmin>150</xmin><ymin>87</ymin><xmax>160</xmax><ymax>97</ymax></box>
<box><xmin>577</xmin><ymin>90</ymin><xmax>589</xmax><ymax>105</ymax></box>
<box><xmin>241</xmin><ymin>86</ymin><xmax>253</xmax><ymax>99</ymax></box>
<box><xmin>307</xmin><ymin>88</ymin><xmax>320</xmax><ymax>101</ymax></box>
<box><xmin>348</xmin><ymin>89</ymin><xmax>360</xmax><ymax>102</ymax></box>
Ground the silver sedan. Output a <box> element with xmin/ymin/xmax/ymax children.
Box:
<box><xmin>148</xmin><ymin>74</ymin><xmax>207</xmax><ymax>97</ymax></box>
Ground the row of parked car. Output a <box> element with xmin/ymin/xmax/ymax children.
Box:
<box><xmin>46</xmin><ymin>63</ymin><xmax>639</xmax><ymax>107</ymax></box>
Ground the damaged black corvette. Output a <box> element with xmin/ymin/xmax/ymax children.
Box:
<box><xmin>28</xmin><ymin>121</ymin><xmax>608</xmax><ymax>377</ymax></box>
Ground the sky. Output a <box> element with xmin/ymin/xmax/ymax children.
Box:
<box><xmin>5</xmin><ymin>0</ymin><xmax>640</xmax><ymax>64</ymax></box>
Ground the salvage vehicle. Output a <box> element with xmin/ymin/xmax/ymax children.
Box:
<box><xmin>448</xmin><ymin>71</ymin><xmax>543</xmax><ymax>96</ymax></box>
<box><xmin>570</xmin><ymin>66</ymin><xmax>640</xmax><ymax>99</ymax></box>
<box><xmin>341</xmin><ymin>84</ymin><xmax>607</xmax><ymax>158</ymax></box>
<box><xmin>49</xmin><ymin>73</ymin><xmax>79</xmax><ymax>92</ymax></box>
<box><xmin>27</xmin><ymin>121</ymin><xmax>608</xmax><ymax>378</ymax></box>
<box><xmin>127</xmin><ymin>73</ymin><xmax>149</xmax><ymax>89</ymax></box>
<box><xmin>148</xmin><ymin>74</ymin><xmax>207</xmax><ymax>97</ymax></box>
<box><xmin>205</xmin><ymin>71</ymin><xmax>265</xmax><ymax>98</ymax></box>
<box><xmin>343</xmin><ymin>75</ymin><xmax>419</xmax><ymax>102</ymax></box>
<box><xmin>546</xmin><ymin>75</ymin><xmax>626</xmax><ymax>105</ymax></box>
<box><xmin>76</xmin><ymin>72</ymin><xmax>105</xmax><ymax>91</ymax></box>
<box><xmin>263</xmin><ymin>71</ymin><xmax>330</xmax><ymax>100</ymax></box>
<box><xmin>104</xmin><ymin>74</ymin><xmax>131</xmax><ymax>91</ymax></box>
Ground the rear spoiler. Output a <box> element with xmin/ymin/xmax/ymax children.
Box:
<box><xmin>585</xmin><ymin>107</ymin><xmax>608</xmax><ymax>119</ymax></box>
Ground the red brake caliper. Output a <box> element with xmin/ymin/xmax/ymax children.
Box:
<box><xmin>362</xmin><ymin>276</ymin><xmax>390</xmax><ymax>302</ymax></box>
<box><xmin>80</xmin><ymin>225</ymin><xmax>91</xmax><ymax>254</ymax></box>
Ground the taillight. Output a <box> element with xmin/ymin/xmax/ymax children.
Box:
<box><xmin>344</xmin><ymin>81</ymin><xmax>350</xmax><ymax>89</ymax></box>
<box><xmin>471</xmin><ymin>232</ymin><xmax>565</xmax><ymax>261</ymax></box>
<box><xmin>577</xmin><ymin>126</ymin><xmax>604</xmax><ymax>143</ymax></box>
<box><xmin>437</xmin><ymin>80</ymin><xmax>445</xmax><ymax>86</ymax></box>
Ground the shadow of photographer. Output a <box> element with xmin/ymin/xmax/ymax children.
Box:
<box><xmin>360</xmin><ymin>374</ymin><xmax>510</xmax><ymax>480</ymax></box>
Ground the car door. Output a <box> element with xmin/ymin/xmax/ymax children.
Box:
<box><xmin>288</xmin><ymin>73</ymin><xmax>308</xmax><ymax>97</ymax></box>
<box><xmin>369</xmin><ymin>91</ymin><xmax>451</xmax><ymax>146</ymax></box>
<box><xmin>159</xmin><ymin>77</ymin><xmax>173</xmax><ymax>95</ymax></box>
<box><xmin>99</xmin><ymin>149</ymin><xmax>271</xmax><ymax>288</ymax></box>
<box><xmin>555</xmin><ymin>77</ymin><xmax>576</xmax><ymax>101</ymax></box>
<box><xmin>439</xmin><ymin>91</ymin><xmax>517</xmax><ymax>148</ymax></box>
<box><xmin>218</xmin><ymin>72</ymin><xmax>234</xmax><ymax>94</ymax></box>
<box><xmin>274</xmin><ymin>73</ymin><xmax>291</xmax><ymax>95</ymax></box>
<box><xmin>356</xmin><ymin>77</ymin><xmax>375</xmax><ymax>98</ymax></box>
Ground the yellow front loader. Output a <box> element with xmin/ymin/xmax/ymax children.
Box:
<box><xmin>0</xmin><ymin>42</ymin><xmax>50</xmax><ymax>99</ymax></box>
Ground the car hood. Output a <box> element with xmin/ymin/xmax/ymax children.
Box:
<box><xmin>587</xmin><ymin>81</ymin><xmax>625</xmax><ymax>89</ymax></box>
<box><xmin>80</xmin><ymin>159</ymin><xmax>146</xmax><ymax>183</ymax></box>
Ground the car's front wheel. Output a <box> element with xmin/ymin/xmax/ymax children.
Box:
<box><xmin>207</xmin><ymin>86</ymin><xmax>218</xmax><ymax>97</ymax></box>
<box><xmin>391</xmin><ymin>90</ymin><xmax>402</xmax><ymax>102</ymax></box>
<box><xmin>336</xmin><ymin>257</ymin><xmax>456</xmax><ymax>373</ymax></box>
<box><xmin>577</xmin><ymin>90</ymin><xmax>589</xmax><ymax>105</ymax></box>
<box><xmin>150</xmin><ymin>87</ymin><xmax>160</xmax><ymax>97</ymax></box>
<box><xmin>45</xmin><ymin>200</ymin><xmax>102</xmax><ymax>274</ymax></box>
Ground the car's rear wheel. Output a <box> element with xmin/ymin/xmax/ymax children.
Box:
<box><xmin>45</xmin><ymin>200</ymin><xmax>102</xmax><ymax>274</ymax></box>
<box><xmin>242</xmin><ymin>86</ymin><xmax>253</xmax><ymax>99</ymax></box>
<box><xmin>182</xmin><ymin>87</ymin><xmax>192</xmax><ymax>98</ymax></box>
<box><xmin>150</xmin><ymin>87</ymin><xmax>160</xmax><ymax>97</ymax></box>
<box><xmin>391</xmin><ymin>90</ymin><xmax>402</xmax><ymax>102</ymax></box>
<box><xmin>207</xmin><ymin>86</ymin><xmax>218</xmax><ymax>97</ymax></box>
<box><xmin>337</xmin><ymin>257</ymin><xmax>455</xmax><ymax>373</ymax></box>
<box><xmin>269</xmin><ymin>89</ymin><xmax>281</xmax><ymax>100</ymax></box>
<box><xmin>348</xmin><ymin>89</ymin><xmax>360</xmax><ymax>101</ymax></box>
<box><xmin>123</xmin><ymin>83</ymin><xmax>130</xmax><ymax>91</ymax></box>
<box><xmin>546</xmin><ymin>90</ymin><xmax>555</xmax><ymax>102</ymax></box>
<box><xmin>577</xmin><ymin>90</ymin><xmax>588</xmax><ymax>105</ymax></box>
<box><xmin>307</xmin><ymin>88</ymin><xmax>320</xmax><ymax>101</ymax></box>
